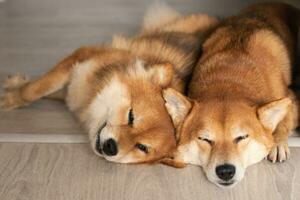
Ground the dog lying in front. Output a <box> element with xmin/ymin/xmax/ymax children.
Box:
<box><xmin>0</xmin><ymin>5</ymin><xmax>217</xmax><ymax>164</ymax></box>
<box><xmin>162</xmin><ymin>3</ymin><xmax>299</xmax><ymax>187</ymax></box>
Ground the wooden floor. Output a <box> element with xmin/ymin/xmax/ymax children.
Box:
<box><xmin>1</xmin><ymin>0</ymin><xmax>300</xmax><ymax>199</ymax></box>
<box><xmin>0</xmin><ymin>143</ymin><xmax>299</xmax><ymax>200</ymax></box>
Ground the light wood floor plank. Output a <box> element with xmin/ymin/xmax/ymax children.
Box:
<box><xmin>0</xmin><ymin>143</ymin><xmax>299</xmax><ymax>200</ymax></box>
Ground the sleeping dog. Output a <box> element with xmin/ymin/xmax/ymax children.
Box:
<box><xmin>162</xmin><ymin>2</ymin><xmax>299</xmax><ymax>187</ymax></box>
<box><xmin>0</xmin><ymin>5</ymin><xmax>217</xmax><ymax>164</ymax></box>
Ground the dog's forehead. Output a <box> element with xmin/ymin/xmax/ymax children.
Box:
<box><xmin>231</xmin><ymin>126</ymin><xmax>250</xmax><ymax>138</ymax></box>
<box><xmin>193</xmin><ymin>109</ymin><xmax>252</xmax><ymax>139</ymax></box>
<box><xmin>226</xmin><ymin>108</ymin><xmax>262</xmax><ymax>138</ymax></box>
<box><xmin>198</xmin><ymin>129</ymin><xmax>215</xmax><ymax>139</ymax></box>
<box><xmin>204</xmin><ymin>101</ymin><xmax>255</xmax><ymax>130</ymax></box>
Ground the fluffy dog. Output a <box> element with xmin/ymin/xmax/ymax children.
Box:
<box><xmin>162</xmin><ymin>3</ymin><xmax>299</xmax><ymax>187</ymax></box>
<box><xmin>0</xmin><ymin>5</ymin><xmax>217</xmax><ymax>164</ymax></box>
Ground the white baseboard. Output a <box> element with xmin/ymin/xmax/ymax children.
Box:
<box><xmin>288</xmin><ymin>137</ymin><xmax>300</xmax><ymax>147</ymax></box>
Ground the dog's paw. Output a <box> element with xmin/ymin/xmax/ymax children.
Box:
<box><xmin>0</xmin><ymin>89</ymin><xmax>28</xmax><ymax>110</ymax></box>
<box><xmin>267</xmin><ymin>142</ymin><xmax>290</xmax><ymax>163</ymax></box>
<box><xmin>1</xmin><ymin>75</ymin><xmax>30</xmax><ymax>110</ymax></box>
<box><xmin>3</xmin><ymin>74</ymin><xmax>29</xmax><ymax>90</ymax></box>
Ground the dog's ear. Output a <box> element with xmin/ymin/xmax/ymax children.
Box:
<box><xmin>148</xmin><ymin>63</ymin><xmax>174</xmax><ymax>88</ymax></box>
<box><xmin>131</xmin><ymin>60</ymin><xmax>174</xmax><ymax>88</ymax></box>
<box><xmin>257</xmin><ymin>98</ymin><xmax>291</xmax><ymax>132</ymax></box>
<box><xmin>163</xmin><ymin>88</ymin><xmax>192</xmax><ymax>128</ymax></box>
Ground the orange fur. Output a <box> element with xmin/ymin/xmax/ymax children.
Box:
<box><xmin>0</xmin><ymin>8</ymin><xmax>218</xmax><ymax>164</ymax></box>
<box><xmin>163</xmin><ymin>3</ymin><xmax>300</xmax><ymax>187</ymax></box>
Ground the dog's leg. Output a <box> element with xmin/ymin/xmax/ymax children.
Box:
<box><xmin>0</xmin><ymin>47</ymin><xmax>101</xmax><ymax>110</ymax></box>
<box><xmin>268</xmin><ymin>92</ymin><xmax>299</xmax><ymax>163</ymax></box>
<box><xmin>45</xmin><ymin>88</ymin><xmax>67</xmax><ymax>101</ymax></box>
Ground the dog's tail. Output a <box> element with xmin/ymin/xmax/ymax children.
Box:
<box><xmin>142</xmin><ymin>2</ymin><xmax>181</xmax><ymax>31</ymax></box>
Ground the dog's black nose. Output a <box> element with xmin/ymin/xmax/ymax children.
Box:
<box><xmin>102</xmin><ymin>138</ymin><xmax>118</xmax><ymax>156</ymax></box>
<box><xmin>216</xmin><ymin>164</ymin><xmax>236</xmax><ymax>181</ymax></box>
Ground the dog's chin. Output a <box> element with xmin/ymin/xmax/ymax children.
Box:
<box><xmin>94</xmin><ymin>151</ymin><xmax>104</xmax><ymax>157</ymax></box>
<box><xmin>206</xmin><ymin>174</ymin><xmax>238</xmax><ymax>189</ymax></box>
<box><xmin>215</xmin><ymin>180</ymin><xmax>238</xmax><ymax>189</ymax></box>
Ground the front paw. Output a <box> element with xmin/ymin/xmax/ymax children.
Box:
<box><xmin>267</xmin><ymin>141</ymin><xmax>290</xmax><ymax>163</ymax></box>
<box><xmin>3</xmin><ymin>74</ymin><xmax>29</xmax><ymax>90</ymax></box>
<box><xmin>0</xmin><ymin>90</ymin><xmax>29</xmax><ymax>110</ymax></box>
<box><xmin>1</xmin><ymin>75</ymin><xmax>29</xmax><ymax>110</ymax></box>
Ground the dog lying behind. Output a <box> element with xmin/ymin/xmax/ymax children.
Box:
<box><xmin>162</xmin><ymin>3</ymin><xmax>299</xmax><ymax>187</ymax></box>
<box><xmin>0</xmin><ymin>4</ymin><xmax>218</xmax><ymax>164</ymax></box>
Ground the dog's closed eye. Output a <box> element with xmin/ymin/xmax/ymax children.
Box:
<box><xmin>198</xmin><ymin>137</ymin><xmax>214</xmax><ymax>145</ymax></box>
<box><xmin>234</xmin><ymin>135</ymin><xmax>249</xmax><ymax>143</ymax></box>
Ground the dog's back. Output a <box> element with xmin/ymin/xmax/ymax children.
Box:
<box><xmin>190</xmin><ymin>2</ymin><xmax>300</xmax><ymax>103</ymax></box>
<box><xmin>112</xmin><ymin>7</ymin><xmax>218</xmax><ymax>92</ymax></box>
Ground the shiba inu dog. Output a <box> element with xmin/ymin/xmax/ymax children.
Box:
<box><xmin>0</xmin><ymin>5</ymin><xmax>218</xmax><ymax>164</ymax></box>
<box><xmin>162</xmin><ymin>3</ymin><xmax>299</xmax><ymax>187</ymax></box>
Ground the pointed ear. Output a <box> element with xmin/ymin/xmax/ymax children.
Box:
<box><xmin>163</xmin><ymin>88</ymin><xmax>192</xmax><ymax>128</ymax></box>
<box><xmin>148</xmin><ymin>63</ymin><xmax>174</xmax><ymax>88</ymax></box>
<box><xmin>257</xmin><ymin>98</ymin><xmax>291</xmax><ymax>132</ymax></box>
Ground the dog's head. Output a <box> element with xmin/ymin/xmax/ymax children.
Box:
<box><xmin>81</xmin><ymin>56</ymin><xmax>177</xmax><ymax>164</ymax></box>
<box><xmin>162</xmin><ymin>88</ymin><xmax>291</xmax><ymax>187</ymax></box>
